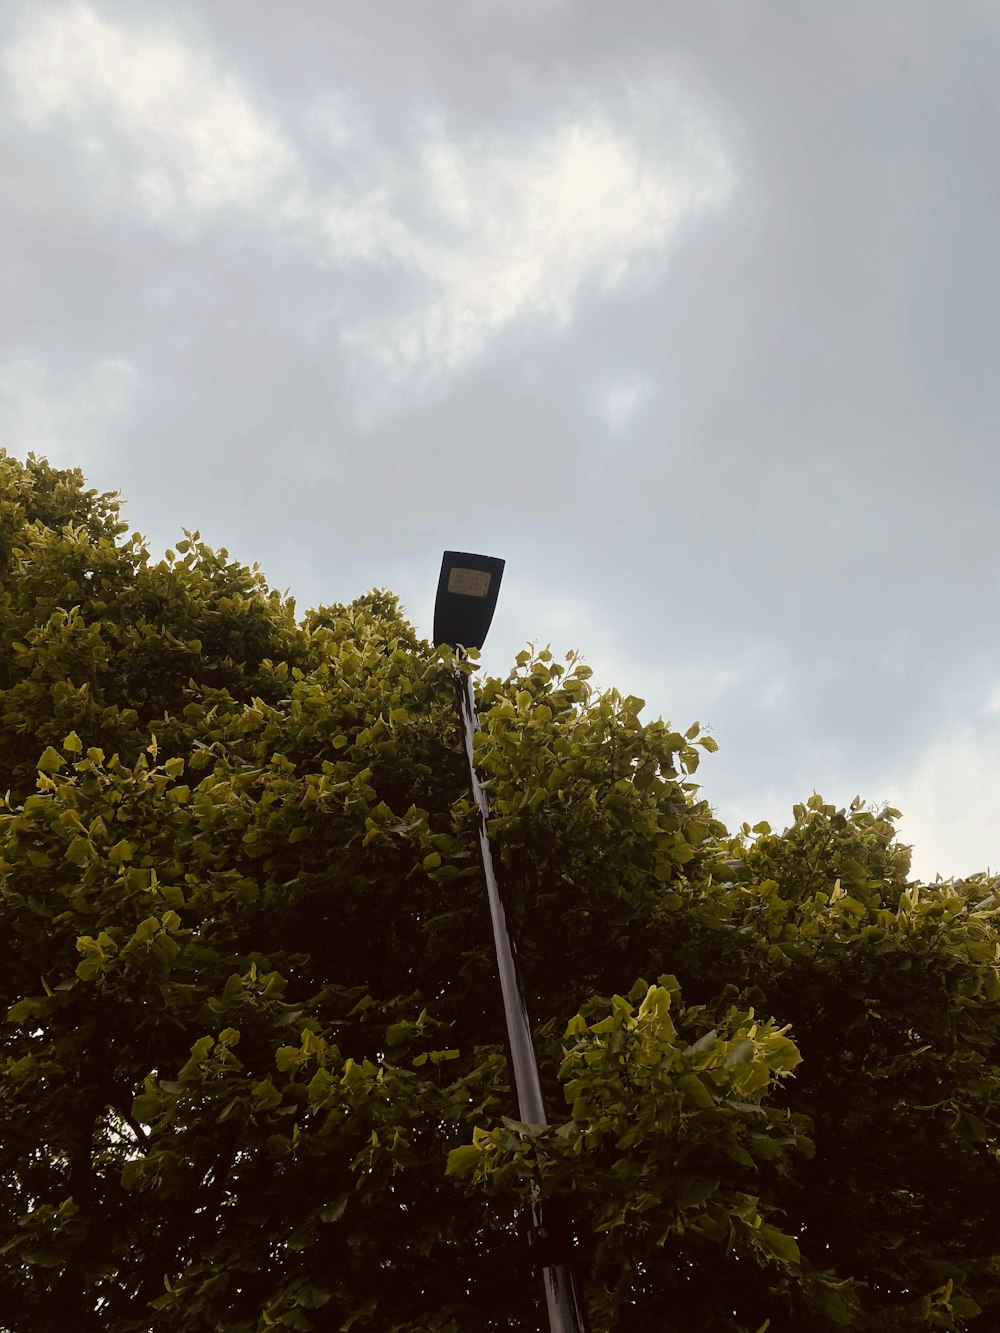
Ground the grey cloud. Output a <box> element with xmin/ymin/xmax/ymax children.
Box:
<box><xmin>1</xmin><ymin>0</ymin><xmax>998</xmax><ymax>875</ymax></box>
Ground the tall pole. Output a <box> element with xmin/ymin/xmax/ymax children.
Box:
<box><xmin>454</xmin><ymin>667</ymin><xmax>589</xmax><ymax>1333</ymax></box>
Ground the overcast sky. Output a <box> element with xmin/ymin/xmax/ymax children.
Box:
<box><xmin>2</xmin><ymin>1</ymin><xmax>998</xmax><ymax>880</ymax></box>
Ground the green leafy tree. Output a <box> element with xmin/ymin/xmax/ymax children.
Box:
<box><xmin>2</xmin><ymin>450</ymin><xmax>999</xmax><ymax>1331</ymax></box>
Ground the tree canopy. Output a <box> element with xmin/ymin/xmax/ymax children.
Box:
<box><xmin>2</xmin><ymin>449</ymin><xmax>999</xmax><ymax>1332</ymax></box>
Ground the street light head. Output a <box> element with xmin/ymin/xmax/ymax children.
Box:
<box><xmin>433</xmin><ymin>550</ymin><xmax>505</xmax><ymax>651</ymax></box>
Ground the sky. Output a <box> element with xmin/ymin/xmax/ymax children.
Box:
<box><xmin>1</xmin><ymin>0</ymin><xmax>998</xmax><ymax>881</ymax></box>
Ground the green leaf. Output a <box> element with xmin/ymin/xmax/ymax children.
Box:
<box><xmin>0</xmin><ymin>451</ymin><xmax>994</xmax><ymax>1330</ymax></box>
<box><xmin>320</xmin><ymin>1194</ymin><xmax>349</xmax><ymax>1223</ymax></box>
<box><xmin>132</xmin><ymin>1093</ymin><xmax>161</xmax><ymax>1124</ymax></box>
<box><xmin>445</xmin><ymin>1144</ymin><xmax>481</xmax><ymax>1178</ymax></box>
<box><xmin>37</xmin><ymin>746</ymin><xmax>64</xmax><ymax>772</ymax></box>
<box><xmin>251</xmin><ymin>1078</ymin><xmax>283</xmax><ymax>1111</ymax></box>
<box><xmin>7</xmin><ymin>999</ymin><xmax>36</xmax><ymax>1024</ymax></box>
<box><xmin>723</xmin><ymin>1038</ymin><xmax>755</xmax><ymax>1067</ymax></box>
<box><xmin>754</xmin><ymin>1222</ymin><xmax>800</xmax><ymax>1267</ymax></box>
<box><xmin>676</xmin><ymin>1177</ymin><xmax>716</xmax><ymax>1209</ymax></box>
<box><xmin>121</xmin><ymin>1160</ymin><xmax>143</xmax><ymax>1191</ymax></box>
<box><xmin>748</xmin><ymin>1135</ymin><xmax>783</xmax><ymax>1161</ymax></box>
<box><xmin>678</xmin><ymin>1074</ymin><xmax>714</xmax><ymax>1108</ymax></box>
<box><xmin>108</xmin><ymin>839</ymin><xmax>134</xmax><ymax>865</ymax></box>
<box><xmin>685</xmin><ymin>1030</ymin><xmax>718</xmax><ymax>1057</ymax></box>
<box><xmin>65</xmin><ymin>836</ymin><xmax>96</xmax><ymax>866</ymax></box>
<box><xmin>951</xmin><ymin>1295</ymin><xmax>983</xmax><ymax>1318</ymax></box>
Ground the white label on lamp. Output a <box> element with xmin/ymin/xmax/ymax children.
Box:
<box><xmin>448</xmin><ymin>567</ymin><xmax>491</xmax><ymax>597</ymax></box>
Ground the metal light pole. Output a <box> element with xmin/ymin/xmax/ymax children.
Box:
<box><xmin>433</xmin><ymin>551</ymin><xmax>588</xmax><ymax>1333</ymax></box>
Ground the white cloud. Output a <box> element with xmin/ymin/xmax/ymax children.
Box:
<box><xmin>890</xmin><ymin>707</ymin><xmax>1000</xmax><ymax>881</ymax></box>
<box><xmin>345</xmin><ymin>119</ymin><xmax>733</xmax><ymax>382</ymax></box>
<box><xmin>1</xmin><ymin>6</ymin><xmax>733</xmax><ymax>385</ymax></box>
<box><xmin>484</xmin><ymin>573</ymin><xmax>771</xmax><ymax>724</ymax></box>
<box><xmin>0</xmin><ymin>3</ymin><xmax>296</xmax><ymax>224</ymax></box>
<box><xmin>709</xmin><ymin>694</ymin><xmax>1000</xmax><ymax>884</ymax></box>
<box><xmin>0</xmin><ymin>356</ymin><xmax>138</xmax><ymax>468</ymax></box>
<box><xmin>602</xmin><ymin>379</ymin><xmax>650</xmax><ymax>432</ymax></box>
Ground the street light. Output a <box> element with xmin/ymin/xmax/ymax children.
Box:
<box><xmin>434</xmin><ymin>551</ymin><xmax>588</xmax><ymax>1333</ymax></box>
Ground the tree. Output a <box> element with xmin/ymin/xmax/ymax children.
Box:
<box><xmin>2</xmin><ymin>448</ymin><xmax>999</xmax><ymax>1331</ymax></box>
